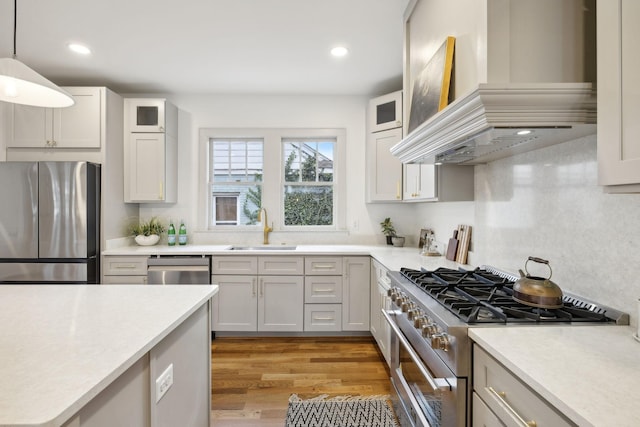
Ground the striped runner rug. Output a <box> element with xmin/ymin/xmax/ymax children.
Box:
<box><xmin>285</xmin><ymin>394</ymin><xmax>399</xmax><ymax>427</ymax></box>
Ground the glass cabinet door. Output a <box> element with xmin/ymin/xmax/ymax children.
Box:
<box><xmin>127</xmin><ymin>99</ymin><xmax>166</xmax><ymax>132</ymax></box>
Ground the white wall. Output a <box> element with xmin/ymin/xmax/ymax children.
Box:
<box><xmin>137</xmin><ymin>94</ymin><xmax>414</xmax><ymax>246</ymax></box>
<box><xmin>415</xmin><ymin>135</ymin><xmax>640</xmax><ymax>326</ymax></box>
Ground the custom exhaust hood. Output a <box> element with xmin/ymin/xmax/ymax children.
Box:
<box><xmin>390</xmin><ymin>82</ymin><xmax>596</xmax><ymax>165</ymax></box>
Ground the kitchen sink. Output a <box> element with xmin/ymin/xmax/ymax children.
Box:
<box><xmin>229</xmin><ymin>245</ymin><xmax>297</xmax><ymax>251</ymax></box>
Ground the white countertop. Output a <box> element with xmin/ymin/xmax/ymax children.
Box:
<box><xmin>102</xmin><ymin>244</ymin><xmax>472</xmax><ymax>272</ymax></box>
<box><xmin>469</xmin><ymin>325</ymin><xmax>640</xmax><ymax>427</ymax></box>
<box><xmin>0</xmin><ymin>284</ymin><xmax>218</xmax><ymax>427</ymax></box>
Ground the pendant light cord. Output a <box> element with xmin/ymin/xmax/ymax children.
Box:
<box><xmin>12</xmin><ymin>0</ymin><xmax>17</xmax><ymax>57</ymax></box>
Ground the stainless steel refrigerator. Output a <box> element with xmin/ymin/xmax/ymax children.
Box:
<box><xmin>0</xmin><ymin>161</ymin><xmax>100</xmax><ymax>284</ymax></box>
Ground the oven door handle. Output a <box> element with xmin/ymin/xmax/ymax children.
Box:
<box><xmin>383</xmin><ymin>310</ymin><xmax>451</xmax><ymax>392</ymax></box>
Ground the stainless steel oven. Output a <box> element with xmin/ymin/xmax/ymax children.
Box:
<box><xmin>383</xmin><ymin>309</ymin><xmax>465</xmax><ymax>427</ymax></box>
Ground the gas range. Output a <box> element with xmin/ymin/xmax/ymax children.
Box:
<box><xmin>387</xmin><ymin>265</ymin><xmax>629</xmax><ymax>377</ymax></box>
<box><xmin>385</xmin><ymin>265</ymin><xmax>629</xmax><ymax>427</ymax></box>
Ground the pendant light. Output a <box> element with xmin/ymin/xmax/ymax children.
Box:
<box><xmin>0</xmin><ymin>0</ymin><xmax>74</xmax><ymax>107</ymax></box>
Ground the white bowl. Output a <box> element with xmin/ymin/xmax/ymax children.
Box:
<box><xmin>134</xmin><ymin>234</ymin><xmax>160</xmax><ymax>246</ymax></box>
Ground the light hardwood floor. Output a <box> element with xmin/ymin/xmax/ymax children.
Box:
<box><xmin>211</xmin><ymin>336</ymin><xmax>391</xmax><ymax>427</ymax></box>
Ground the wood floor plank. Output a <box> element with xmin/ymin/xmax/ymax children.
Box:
<box><xmin>210</xmin><ymin>336</ymin><xmax>391</xmax><ymax>426</ymax></box>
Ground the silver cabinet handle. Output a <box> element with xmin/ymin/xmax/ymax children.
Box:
<box><xmin>487</xmin><ymin>386</ymin><xmax>537</xmax><ymax>427</ymax></box>
<box><xmin>312</xmin><ymin>264</ymin><xmax>335</xmax><ymax>270</ymax></box>
<box><xmin>259</xmin><ymin>278</ymin><xmax>264</xmax><ymax>297</ymax></box>
<box><xmin>252</xmin><ymin>278</ymin><xmax>257</xmax><ymax>297</ymax></box>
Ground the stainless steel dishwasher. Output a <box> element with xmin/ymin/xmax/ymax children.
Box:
<box><xmin>147</xmin><ymin>255</ymin><xmax>211</xmax><ymax>284</ymax></box>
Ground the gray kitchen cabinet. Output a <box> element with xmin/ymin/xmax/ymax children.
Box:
<box><xmin>473</xmin><ymin>344</ymin><xmax>575</xmax><ymax>427</ymax></box>
<box><xmin>370</xmin><ymin>259</ymin><xmax>391</xmax><ymax>365</ymax></box>
<box><xmin>366</xmin><ymin>91</ymin><xmax>404</xmax><ymax>203</ymax></box>
<box><xmin>342</xmin><ymin>256</ymin><xmax>371</xmax><ymax>331</ymax></box>
<box><xmin>124</xmin><ymin>98</ymin><xmax>178</xmax><ymax>203</ymax></box>
<box><xmin>211</xmin><ymin>254</ymin><xmax>371</xmax><ymax>333</ymax></box>
<box><xmin>403</xmin><ymin>163</ymin><xmax>474</xmax><ymax>202</ymax></box>
<box><xmin>102</xmin><ymin>255</ymin><xmax>149</xmax><ymax>284</ymax></box>
<box><xmin>597</xmin><ymin>0</ymin><xmax>640</xmax><ymax>192</ymax></box>
<box><xmin>10</xmin><ymin>87</ymin><xmax>102</xmax><ymax>149</ymax></box>
<box><xmin>211</xmin><ymin>256</ymin><xmax>304</xmax><ymax>332</ymax></box>
<box><xmin>304</xmin><ymin>256</ymin><xmax>343</xmax><ymax>331</ymax></box>
<box><xmin>62</xmin><ymin>303</ymin><xmax>210</xmax><ymax>427</ymax></box>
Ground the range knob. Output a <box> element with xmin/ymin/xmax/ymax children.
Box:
<box><xmin>421</xmin><ymin>323</ymin><xmax>438</xmax><ymax>338</ymax></box>
<box><xmin>395</xmin><ymin>295</ymin><xmax>407</xmax><ymax>308</ymax></box>
<box><xmin>401</xmin><ymin>301</ymin><xmax>415</xmax><ymax>313</ymax></box>
<box><xmin>431</xmin><ymin>333</ymin><xmax>450</xmax><ymax>351</ymax></box>
<box><xmin>407</xmin><ymin>308</ymin><xmax>422</xmax><ymax>320</ymax></box>
<box><xmin>387</xmin><ymin>288</ymin><xmax>399</xmax><ymax>300</ymax></box>
<box><xmin>414</xmin><ymin>315</ymin><xmax>427</xmax><ymax>329</ymax></box>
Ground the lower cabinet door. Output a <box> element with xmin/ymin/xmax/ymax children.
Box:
<box><xmin>211</xmin><ymin>275</ymin><xmax>257</xmax><ymax>331</ymax></box>
<box><xmin>258</xmin><ymin>275</ymin><xmax>304</xmax><ymax>332</ymax></box>
<box><xmin>304</xmin><ymin>304</ymin><xmax>342</xmax><ymax>331</ymax></box>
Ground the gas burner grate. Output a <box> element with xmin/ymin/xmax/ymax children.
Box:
<box><xmin>398</xmin><ymin>266</ymin><xmax>619</xmax><ymax>324</ymax></box>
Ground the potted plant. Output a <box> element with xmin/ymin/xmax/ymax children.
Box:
<box><xmin>129</xmin><ymin>217</ymin><xmax>166</xmax><ymax>246</ymax></box>
<box><xmin>380</xmin><ymin>217</ymin><xmax>396</xmax><ymax>245</ymax></box>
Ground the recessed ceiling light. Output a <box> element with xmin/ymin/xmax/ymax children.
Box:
<box><xmin>516</xmin><ymin>129</ymin><xmax>532</xmax><ymax>135</ymax></box>
<box><xmin>330</xmin><ymin>46</ymin><xmax>349</xmax><ymax>57</ymax></box>
<box><xmin>68</xmin><ymin>43</ymin><xmax>91</xmax><ymax>55</ymax></box>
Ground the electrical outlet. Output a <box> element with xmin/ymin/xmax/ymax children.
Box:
<box><xmin>155</xmin><ymin>363</ymin><xmax>174</xmax><ymax>403</ymax></box>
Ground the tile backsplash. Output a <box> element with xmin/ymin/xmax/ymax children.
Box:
<box><xmin>475</xmin><ymin>134</ymin><xmax>640</xmax><ymax>325</ymax></box>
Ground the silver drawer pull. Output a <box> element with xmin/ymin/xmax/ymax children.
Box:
<box><xmin>114</xmin><ymin>264</ymin><xmax>137</xmax><ymax>269</ymax></box>
<box><xmin>313</xmin><ymin>264</ymin><xmax>335</xmax><ymax>269</ymax></box>
<box><xmin>313</xmin><ymin>288</ymin><xmax>335</xmax><ymax>293</ymax></box>
<box><xmin>487</xmin><ymin>386</ymin><xmax>537</xmax><ymax>427</ymax></box>
<box><xmin>313</xmin><ymin>316</ymin><xmax>335</xmax><ymax>320</ymax></box>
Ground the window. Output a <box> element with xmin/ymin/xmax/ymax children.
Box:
<box><xmin>201</xmin><ymin>128</ymin><xmax>345</xmax><ymax>231</ymax></box>
<box><xmin>209</xmin><ymin>138</ymin><xmax>263</xmax><ymax>226</ymax></box>
<box><xmin>283</xmin><ymin>138</ymin><xmax>335</xmax><ymax>226</ymax></box>
<box><xmin>212</xmin><ymin>193</ymin><xmax>239</xmax><ymax>225</ymax></box>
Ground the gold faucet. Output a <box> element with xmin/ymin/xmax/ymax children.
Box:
<box><xmin>258</xmin><ymin>208</ymin><xmax>273</xmax><ymax>244</ymax></box>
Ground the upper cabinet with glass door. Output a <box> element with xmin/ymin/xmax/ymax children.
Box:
<box><xmin>370</xmin><ymin>91</ymin><xmax>402</xmax><ymax>133</ymax></box>
<box><xmin>123</xmin><ymin>98</ymin><xmax>178</xmax><ymax>203</ymax></box>
<box><xmin>366</xmin><ymin>90</ymin><xmax>404</xmax><ymax>203</ymax></box>
<box><xmin>127</xmin><ymin>99</ymin><xmax>168</xmax><ymax>133</ymax></box>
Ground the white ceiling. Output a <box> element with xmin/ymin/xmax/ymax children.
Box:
<box><xmin>0</xmin><ymin>0</ymin><xmax>409</xmax><ymax>97</ymax></box>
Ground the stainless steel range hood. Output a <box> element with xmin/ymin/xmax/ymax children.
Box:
<box><xmin>390</xmin><ymin>83</ymin><xmax>596</xmax><ymax>165</ymax></box>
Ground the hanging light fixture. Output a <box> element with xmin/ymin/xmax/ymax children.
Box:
<box><xmin>0</xmin><ymin>0</ymin><xmax>74</xmax><ymax>107</ymax></box>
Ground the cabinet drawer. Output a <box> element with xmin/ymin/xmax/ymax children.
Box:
<box><xmin>102</xmin><ymin>275</ymin><xmax>148</xmax><ymax>285</ymax></box>
<box><xmin>305</xmin><ymin>257</ymin><xmax>343</xmax><ymax>275</ymax></box>
<box><xmin>258</xmin><ymin>256</ymin><xmax>304</xmax><ymax>275</ymax></box>
<box><xmin>212</xmin><ymin>256</ymin><xmax>258</xmax><ymax>275</ymax></box>
<box><xmin>304</xmin><ymin>276</ymin><xmax>342</xmax><ymax>303</ymax></box>
<box><xmin>472</xmin><ymin>392</ymin><xmax>502</xmax><ymax>427</ymax></box>
<box><xmin>103</xmin><ymin>256</ymin><xmax>148</xmax><ymax>276</ymax></box>
<box><xmin>304</xmin><ymin>304</ymin><xmax>342</xmax><ymax>331</ymax></box>
<box><xmin>473</xmin><ymin>345</ymin><xmax>574</xmax><ymax>427</ymax></box>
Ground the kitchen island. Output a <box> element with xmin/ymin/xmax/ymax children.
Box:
<box><xmin>0</xmin><ymin>284</ymin><xmax>218</xmax><ymax>427</ymax></box>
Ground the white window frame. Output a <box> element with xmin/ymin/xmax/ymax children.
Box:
<box><xmin>198</xmin><ymin>128</ymin><xmax>346</xmax><ymax>232</ymax></box>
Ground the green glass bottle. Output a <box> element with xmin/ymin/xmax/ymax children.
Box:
<box><xmin>178</xmin><ymin>220</ymin><xmax>187</xmax><ymax>245</ymax></box>
<box><xmin>167</xmin><ymin>220</ymin><xmax>176</xmax><ymax>246</ymax></box>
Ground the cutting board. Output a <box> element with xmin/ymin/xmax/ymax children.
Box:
<box><xmin>446</xmin><ymin>230</ymin><xmax>458</xmax><ymax>261</ymax></box>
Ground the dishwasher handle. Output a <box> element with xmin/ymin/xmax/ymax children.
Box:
<box><xmin>147</xmin><ymin>265</ymin><xmax>209</xmax><ymax>272</ymax></box>
<box><xmin>147</xmin><ymin>256</ymin><xmax>210</xmax><ymax>267</ymax></box>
